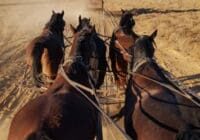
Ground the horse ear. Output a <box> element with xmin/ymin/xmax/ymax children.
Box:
<box><xmin>88</xmin><ymin>18</ymin><xmax>91</xmax><ymax>22</ymax></box>
<box><xmin>150</xmin><ymin>30</ymin><xmax>157</xmax><ymax>40</ymax></box>
<box><xmin>61</xmin><ymin>10</ymin><xmax>64</xmax><ymax>17</ymax></box>
<box><xmin>121</xmin><ymin>9</ymin><xmax>125</xmax><ymax>13</ymax></box>
<box><xmin>79</xmin><ymin>15</ymin><xmax>82</xmax><ymax>23</ymax></box>
<box><xmin>70</xmin><ymin>24</ymin><xmax>77</xmax><ymax>34</ymax></box>
<box><xmin>52</xmin><ymin>10</ymin><xmax>55</xmax><ymax>15</ymax></box>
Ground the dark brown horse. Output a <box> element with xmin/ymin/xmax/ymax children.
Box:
<box><xmin>123</xmin><ymin>30</ymin><xmax>200</xmax><ymax>140</ymax></box>
<box><xmin>109</xmin><ymin>9</ymin><xmax>138</xmax><ymax>88</ymax></box>
<box><xmin>8</xmin><ymin>27</ymin><xmax>103</xmax><ymax>140</ymax></box>
<box><xmin>26</xmin><ymin>10</ymin><xmax>65</xmax><ymax>87</ymax></box>
<box><xmin>70</xmin><ymin>16</ymin><xmax>107</xmax><ymax>89</ymax></box>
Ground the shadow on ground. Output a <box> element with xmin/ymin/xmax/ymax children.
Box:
<box><xmin>101</xmin><ymin>8</ymin><xmax>200</xmax><ymax>17</ymax></box>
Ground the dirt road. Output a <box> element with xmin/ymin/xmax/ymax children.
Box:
<box><xmin>0</xmin><ymin>0</ymin><xmax>200</xmax><ymax>139</ymax></box>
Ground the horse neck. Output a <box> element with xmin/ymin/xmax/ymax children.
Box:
<box><xmin>44</xmin><ymin>25</ymin><xmax>64</xmax><ymax>39</ymax></box>
<box><xmin>133</xmin><ymin>60</ymin><xmax>167</xmax><ymax>88</ymax></box>
<box><xmin>119</xmin><ymin>26</ymin><xmax>132</xmax><ymax>34</ymax></box>
<box><xmin>51</xmin><ymin>28</ymin><xmax>64</xmax><ymax>39</ymax></box>
<box><xmin>69</xmin><ymin>34</ymin><xmax>79</xmax><ymax>57</ymax></box>
<box><xmin>116</xmin><ymin>27</ymin><xmax>138</xmax><ymax>41</ymax></box>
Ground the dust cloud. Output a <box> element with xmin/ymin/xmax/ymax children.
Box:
<box><xmin>0</xmin><ymin>0</ymin><xmax>91</xmax><ymax>40</ymax></box>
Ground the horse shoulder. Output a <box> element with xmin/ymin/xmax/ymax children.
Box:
<box><xmin>133</xmin><ymin>91</ymin><xmax>180</xmax><ymax>140</ymax></box>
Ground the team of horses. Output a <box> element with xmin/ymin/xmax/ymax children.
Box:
<box><xmin>8</xmin><ymin>9</ymin><xmax>200</xmax><ymax>140</ymax></box>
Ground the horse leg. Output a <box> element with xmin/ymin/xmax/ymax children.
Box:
<box><xmin>93</xmin><ymin>95</ymin><xmax>103</xmax><ymax>140</ymax></box>
<box><xmin>32</xmin><ymin>44</ymin><xmax>44</xmax><ymax>87</ymax></box>
<box><xmin>124</xmin><ymin>80</ymin><xmax>138</xmax><ymax>139</ymax></box>
<box><xmin>96</xmin><ymin>59</ymin><xmax>107</xmax><ymax>89</ymax></box>
<box><xmin>96</xmin><ymin>112</ymin><xmax>103</xmax><ymax>140</ymax></box>
<box><xmin>109</xmin><ymin>36</ymin><xmax>119</xmax><ymax>82</ymax></box>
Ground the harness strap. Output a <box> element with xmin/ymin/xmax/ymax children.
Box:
<box><xmin>115</xmin><ymin>40</ymin><xmax>132</xmax><ymax>61</ymax></box>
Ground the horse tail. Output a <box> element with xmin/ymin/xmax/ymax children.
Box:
<box><xmin>32</xmin><ymin>43</ymin><xmax>44</xmax><ymax>87</ymax></box>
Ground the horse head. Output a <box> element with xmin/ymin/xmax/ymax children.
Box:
<box><xmin>69</xmin><ymin>24</ymin><xmax>96</xmax><ymax>66</ymax></box>
<box><xmin>45</xmin><ymin>10</ymin><xmax>65</xmax><ymax>33</ymax></box>
<box><xmin>120</xmin><ymin>9</ymin><xmax>135</xmax><ymax>31</ymax></box>
<box><xmin>70</xmin><ymin>15</ymin><xmax>92</xmax><ymax>33</ymax></box>
<box><xmin>132</xmin><ymin>30</ymin><xmax>157</xmax><ymax>68</ymax></box>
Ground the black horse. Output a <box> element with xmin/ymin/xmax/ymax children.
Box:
<box><xmin>8</xmin><ymin>28</ymin><xmax>102</xmax><ymax>140</ymax></box>
<box><xmin>26</xmin><ymin>10</ymin><xmax>65</xmax><ymax>87</ymax></box>
<box><xmin>70</xmin><ymin>16</ymin><xmax>107</xmax><ymax>89</ymax></box>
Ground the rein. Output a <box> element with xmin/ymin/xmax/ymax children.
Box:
<box><xmin>112</xmin><ymin>40</ymin><xmax>133</xmax><ymax>63</ymax></box>
<box><xmin>131</xmin><ymin>72</ymin><xmax>200</xmax><ymax>108</ymax></box>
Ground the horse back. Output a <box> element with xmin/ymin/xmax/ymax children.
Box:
<box><xmin>26</xmin><ymin>34</ymin><xmax>63</xmax><ymax>78</ymax></box>
<box><xmin>114</xmin><ymin>29</ymin><xmax>136</xmax><ymax>50</ymax></box>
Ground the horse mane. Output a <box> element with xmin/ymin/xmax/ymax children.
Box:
<box><xmin>149</xmin><ymin>61</ymin><xmax>182</xmax><ymax>92</ymax></box>
<box><xmin>44</xmin><ymin>15</ymin><xmax>57</xmax><ymax>31</ymax></box>
<box><xmin>76</xmin><ymin>17</ymin><xmax>92</xmax><ymax>32</ymax></box>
